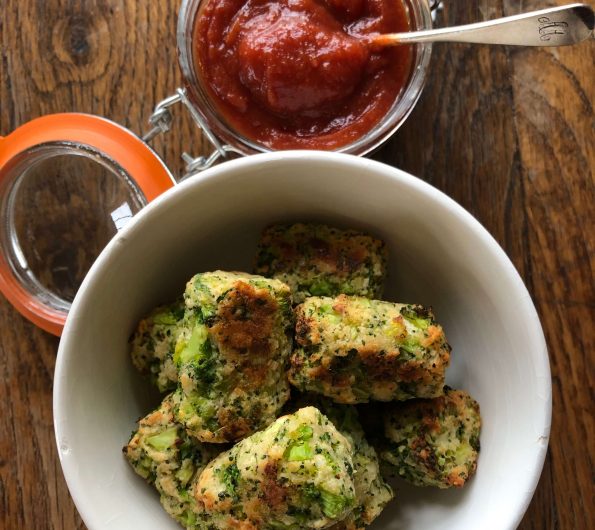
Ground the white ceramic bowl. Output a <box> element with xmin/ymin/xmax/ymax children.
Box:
<box><xmin>54</xmin><ymin>151</ymin><xmax>551</xmax><ymax>530</ymax></box>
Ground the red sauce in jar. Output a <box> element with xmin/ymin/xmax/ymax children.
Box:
<box><xmin>194</xmin><ymin>0</ymin><xmax>412</xmax><ymax>150</ymax></box>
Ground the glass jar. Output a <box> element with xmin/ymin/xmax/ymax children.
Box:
<box><xmin>0</xmin><ymin>114</ymin><xmax>175</xmax><ymax>335</ymax></box>
<box><xmin>176</xmin><ymin>0</ymin><xmax>434</xmax><ymax>156</ymax></box>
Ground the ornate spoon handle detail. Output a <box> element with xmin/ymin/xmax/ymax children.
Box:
<box><xmin>372</xmin><ymin>3</ymin><xmax>594</xmax><ymax>47</ymax></box>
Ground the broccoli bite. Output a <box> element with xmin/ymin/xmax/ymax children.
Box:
<box><xmin>130</xmin><ymin>299</ymin><xmax>185</xmax><ymax>392</ymax></box>
<box><xmin>289</xmin><ymin>395</ymin><xmax>394</xmax><ymax>530</ymax></box>
<box><xmin>124</xmin><ymin>394</ymin><xmax>220</xmax><ymax>528</ymax></box>
<box><xmin>289</xmin><ymin>295</ymin><xmax>451</xmax><ymax>403</ymax></box>
<box><xmin>194</xmin><ymin>406</ymin><xmax>357</xmax><ymax>529</ymax></box>
<box><xmin>254</xmin><ymin>223</ymin><xmax>388</xmax><ymax>304</ymax></box>
<box><xmin>381</xmin><ymin>388</ymin><xmax>481</xmax><ymax>488</ymax></box>
<box><xmin>174</xmin><ymin>271</ymin><xmax>293</xmax><ymax>443</ymax></box>
<box><xmin>322</xmin><ymin>406</ymin><xmax>393</xmax><ymax>530</ymax></box>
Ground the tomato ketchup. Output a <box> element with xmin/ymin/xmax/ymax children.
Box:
<box><xmin>194</xmin><ymin>0</ymin><xmax>412</xmax><ymax>150</ymax></box>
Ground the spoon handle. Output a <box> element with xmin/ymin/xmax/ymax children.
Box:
<box><xmin>374</xmin><ymin>3</ymin><xmax>594</xmax><ymax>47</ymax></box>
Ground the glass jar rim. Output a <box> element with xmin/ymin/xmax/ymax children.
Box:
<box><xmin>176</xmin><ymin>0</ymin><xmax>433</xmax><ymax>156</ymax></box>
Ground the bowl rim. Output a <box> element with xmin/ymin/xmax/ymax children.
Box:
<box><xmin>54</xmin><ymin>150</ymin><xmax>552</xmax><ymax>530</ymax></box>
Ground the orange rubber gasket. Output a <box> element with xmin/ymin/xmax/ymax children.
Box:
<box><xmin>0</xmin><ymin>113</ymin><xmax>176</xmax><ymax>336</ymax></box>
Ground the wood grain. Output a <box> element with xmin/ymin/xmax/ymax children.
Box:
<box><xmin>0</xmin><ymin>0</ymin><xmax>593</xmax><ymax>529</ymax></box>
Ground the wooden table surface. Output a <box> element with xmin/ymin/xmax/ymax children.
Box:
<box><xmin>0</xmin><ymin>0</ymin><xmax>593</xmax><ymax>528</ymax></box>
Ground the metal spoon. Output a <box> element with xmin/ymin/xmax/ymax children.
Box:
<box><xmin>371</xmin><ymin>3</ymin><xmax>594</xmax><ymax>47</ymax></box>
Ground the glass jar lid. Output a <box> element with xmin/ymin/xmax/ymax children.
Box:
<box><xmin>0</xmin><ymin>113</ymin><xmax>175</xmax><ymax>335</ymax></box>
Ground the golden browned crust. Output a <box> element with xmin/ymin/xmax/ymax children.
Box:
<box><xmin>223</xmin><ymin>518</ymin><xmax>258</xmax><ymax>530</ymax></box>
<box><xmin>262</xmin><ymin>462</ymin><xmax>287</xmax><ymax>507</ymax></box>
<box><xmin>211</xmin><ymin>281</ymin><xmax>278</xmax><ymax>361</ymax></box>
<box><xmin>214</xmin><ymin>407</ymin><xmax>252</xmax><ymax>441</ymax></box>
